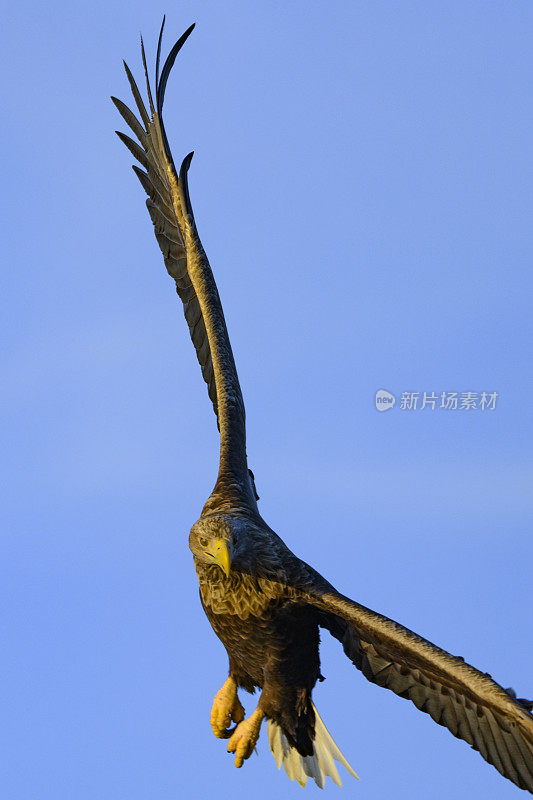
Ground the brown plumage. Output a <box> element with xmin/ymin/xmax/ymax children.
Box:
<box><xmin>113</xmin><ymin>20</ymin><xmax>533</xmax><ymax>791</ymax></box>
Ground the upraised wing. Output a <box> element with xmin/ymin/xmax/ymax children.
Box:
<box><xmin>112</xmin><ymin>21</ymin><xmax>257</xmax><ymax>513</ymax></box>
<box><xmin>298</xmin><ymin>582</ymin><xmax>533</xmax><ymax>792</ymax></box>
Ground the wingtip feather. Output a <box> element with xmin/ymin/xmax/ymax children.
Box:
<box><xmin>140</xmin><ymin>33</ymin><xmax>156</xmax><ymax>116</ymax></box>
<box><xmin>156</xmin><ymin>22</ymin><xmax>196</xmax><ymax>114</ymax></box>
<box><xmin>181</xmin><ymin>151</ymin><xmax>194</xmax><ymax>173</ymax></box>
<box><xmin>155</xmin><ymin>15</ymin><xmax>166</xmax><ymax>89</ymax></box>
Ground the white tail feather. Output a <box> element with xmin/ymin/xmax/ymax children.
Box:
<box><xmin>267</xmin><ymin>703</ymin><xmax>359</xmax><ymax>788</ymax></box>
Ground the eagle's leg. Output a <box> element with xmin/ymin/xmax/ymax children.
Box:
<box><xmin>210</xmin><ymin>676</ymin><xmax>245</xmax><ymax>738</ymax></box>
<box><xmin>226</xmin><ymin>706</ymin><xmax>265</xmax><ymax>768</ymax></box>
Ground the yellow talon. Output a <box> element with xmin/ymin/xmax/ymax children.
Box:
<box><xmin>227</xmin><ymin>707</ymin><xmax>265</xmax><ymax>768</ymax></box>
<box><xmin>210</xmin><ymin>677</ymin><xmax>245</xmax><ymax>738</ymax></box>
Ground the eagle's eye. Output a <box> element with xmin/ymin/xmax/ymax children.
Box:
<box><xmin>199</xmin><ymin>536</ymin><xmax>208</xmax><ymax>547</ymax></box>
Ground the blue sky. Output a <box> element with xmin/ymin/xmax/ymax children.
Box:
<box><xmin>2</xmin><ymin>2</ymin><xmax>532</xmax><ymax>798</ymax></box>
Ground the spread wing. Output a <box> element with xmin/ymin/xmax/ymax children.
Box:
<box><xmin>297</xmin><ymin>581</ymin><xmax>533</xmax><ymax>792</ymax></box>
<box><xmin>112</xmin><ymin>21</ymin><xmax>257</xmax><ymax>512</ymax></box>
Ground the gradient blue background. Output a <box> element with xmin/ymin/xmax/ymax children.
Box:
<box><xmin>2</xmin><ymin>2</ymin><xmax>532</xmax><ymax>798</ymax></box>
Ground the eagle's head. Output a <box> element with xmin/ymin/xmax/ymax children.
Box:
<box><xmin>189</xmin><ymin>515</ymin><xmax>240</xmax><ymax>578</ymax></box>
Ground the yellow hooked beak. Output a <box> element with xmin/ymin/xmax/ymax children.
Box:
<box><xmin>206</xmin><ymin>538</ymin><xmax>232</xmax><ymax>577</ymax></box>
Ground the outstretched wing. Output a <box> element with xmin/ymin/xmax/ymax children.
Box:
<box><xmin>112</xmin><ymin>21</ymin><xmax>256</xmax><ymax>511</ymax></box>
<box><xmin>299</xmin><ymin>583</ymin><xmax>533</xmax><ymax>792</ymax></box>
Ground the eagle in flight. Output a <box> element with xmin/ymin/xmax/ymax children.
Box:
<box><xmin>113</xmin><ymin>20</ymin><xmax>533</xmax><ymax>791</ymax></box>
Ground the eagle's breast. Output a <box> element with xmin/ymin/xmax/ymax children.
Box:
<box><xmin>196</xmin><ymin>561</ymin><xmax>289</xmax><ymax>620</ymax></box>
